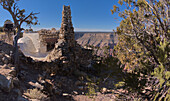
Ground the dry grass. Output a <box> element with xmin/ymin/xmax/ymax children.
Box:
<box><xmin>24</xmin><ymin>88</ymin><xmax>46</xmax><ymax>100</ymax></box>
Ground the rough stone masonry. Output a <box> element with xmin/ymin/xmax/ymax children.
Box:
<box><xmin>44</xmin><ymin>5</ymin><xmax>92</xmax><ymax>73</ymax></box>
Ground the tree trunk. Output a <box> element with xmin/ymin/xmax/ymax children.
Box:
<box><xmin>13</xmin><ymin>28</ymin><xmax>20</xmax><ymax>68</ymax></box>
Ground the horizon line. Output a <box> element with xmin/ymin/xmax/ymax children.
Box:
<box><xmin>33</xmin><ymin>27</ymin><xmax>113</xmax><ymax>32</ymax></box>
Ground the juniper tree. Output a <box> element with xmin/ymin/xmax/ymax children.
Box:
<box><xmin>0</xmin><ymin>0</ymin><xmax>39</xmax><ymax>67</ymax></box>
<box><xmin>112</xmin><ymin>0</ymin><xmax>169</xmax><ymax>100</ymax></box>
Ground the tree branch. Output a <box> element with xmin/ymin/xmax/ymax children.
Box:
<box><xmin>19</xmin><ymin>12</ymin><xmax>39</xmax><ymax>26</ymax></box>
<box><xmin>122</xmin><ymin>33</ymin><xmax>136</xmax><ymax>37</ymax></box>
<box><xmin>129</xmin><ymin>16</ymin><xmax>160</xmax><ymax>65</ymax></box>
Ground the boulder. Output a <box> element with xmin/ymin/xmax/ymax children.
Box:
<box><xmin>0</xmin><ymin>68</ymin><xmax>15</xmax><ymax>92</ymax></box>
<box><xmin>0</xmin><ymin>74</ymin><xmax>13</xmax><ymax>92</ymax></box>
<box><xmin>17</xmin><ymin>96</ymin><xmax>28</xmax><ymax>101</ymax></box>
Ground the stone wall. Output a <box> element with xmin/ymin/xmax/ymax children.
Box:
<box><xmin>17</xmin><ymin>5</ymin><xmax>93</xmax><ymax>73</ymax></box>
<box><xmin>39</xmin><ymin>29</ymin><xmax>59</xmax><ymax>52</ymax></box>
<box><xmin>44</xmin><ymin>5</ymin><xmax>92</xmax><ymax>72</ymax></box>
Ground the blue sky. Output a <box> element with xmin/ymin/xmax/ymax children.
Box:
<box><xmin>0</xmin><ymin>0</ymin><xmax>121</xmax><ymax>32</ymax></box>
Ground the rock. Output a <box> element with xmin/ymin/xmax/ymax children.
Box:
<box><xmin>60</xmin><ymin>77</ymin><xmax>67</xmax><ymax>82</ymax></box>
<box><xmin>75</xmin><ymin>81</ymin><xmax>82</xmax><ymax>86</ymax></box>
<box><xmin>13</xmin><ymin>77</ymin><xmax>20</xmax><ymax>88</ymax></box>
<box><xmin>62</xmin><ymin>93</ymin><xmax>69</xmax><ymax>96</ymax></box>
<box><xmin>78</xmin><ymin>86</ymin><xmax>84</xmax><ymax>90</ymax></box>
<box><xmin>10</xmin><ymin>66</ymin><xmax>16</xmax><ymax>70</ymax></box>
<box><xmin>2</xmin><ymin>56</ymin><xmax>9</xmax><ymax>64</ymax></box>
<box><xmin>17</xmin><ymin>96</ymin><xmax>28</xmax><ymax>101</ymax></box>
<box><xmin>84</xmin><ymin>82</ymin><xmax>89</xmax><ymax>86</ymax></box>
<box><xmin>0</xmin><ymin>75</ymin><xmax>13</xmax><ymax>92</ymax></box>
<box><xmin>13</xmin><ymin>88</ymin><xmax>22</xmax><ymax>96</ymax></box>
<box><xmin>62</xmin><ymin>93</ymin><xmax>72</xmax><ymax>98</ymax></box>
<box><xmin>20</xmin><ymin>70</ymin><xmax>27</xmax><ymax>75</ymax></box>
<box><xmin>0</xmin><ymin>62</ymin><xmax>3</xmax><ymax>65</ymax></box>
<box><xmin>73</xmin><ymin>70</ymin><xmax>87</xmax><ymax>77</ymax></box>
<box><xmin>9</xmin><ymin>69</ymin><xmax>17</xmax><ymax>77</ymax></box>
<box><xmin>78</xmin><ymin>76</ymin><xmax>84</xmax><ymax>81</ymax></box>
<box><xmin>101</xmin><ymin>87</ymin><xmax>107</xmax><ymax>94</ymax></box>
<box><xmin>39</xmin><ymin>80</ymin><xmax>45</xmax><ymax>84</ymax></box>
<box><xmin>0</xmin><ymin>41</ymin><xmax>3</xmax><ymax>45</ymax></box>
<box><xmin>84</xmin><ymin>86</ymin><xmax>88</xmax><ymax>90</ymax></box>
<box><xmin>18</xmin><ymin>70</ymin><xmax>27</xmax><ymax>81</ymax></box>
<box><xmin>60</xmin><ymin>56</ymin><xmax>67</xmax><ymax>60</ymax></box>
<box><xmin>28</xmin><ymin>82</ymin><xmax>44</xmax><ymax>90</ymax></box>
<box><xmin>1</xmin><ymin>64</ymin><xmax>8</xmax><ymax>69</ymax></box>
<box><xmin>20</xmin><ymin>65</ymin><xmax>28</xmax><ymax>70</ymax></box>
<box><xmin>0</xmin><ymin>67</ymin><xmax>15</xmax><ymax>92</ymax></box>
<box><xmin>72</xmin><ymin>91</ymin><xmax>78</xmax><ymax>95</ymax></box>
<box><xmin>34</xmin><ymin>82</ymin><xmax>44</xmax><ymax>90</ymax></box>
<box><xmin>62</xmin><ymin>60</ymin><xmax>69</xmax><ymax>64</ymax></box>
<box><xmin>81</xmin><ymin>71</ymin><xmax>88</xmax><ymax>77</ymax></box>
<box><xmin>3</xmin><ymin>65</ymin><xmax>10</xmax><ymax>69</ymax></box>
<box><xmin>5</xmin><ymin>54</ymin><xmax>11</xmax><ymax>59</ymax></box>
<box><xmin>0</xmin><ymin>51</ymin><xmax>5</xmax><ymax>57</ymax></box>
<box><xmin>54</xmin><ymin>89</ymin><xmax>62</xmax><ymax>95</ymax></box>
<box><xmin>29</xmin><ymin>99</ymin><xmax>40</xmax><ymax>101</ymax></box>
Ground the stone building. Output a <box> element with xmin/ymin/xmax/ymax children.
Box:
<box><xmin>39</xmin><ymin>29</ymin><xmax>60</xmax><ymax>52</ymax></box>
<box><xmin>59</xmin><ymin>6</ymin><xmax>75</xmax><ymax>47</ymax></box>
<box><xmin>18</xmin><ymin>29</ymin><xmax>59</xmax><ymax>58</ymax></box>
<box><xmin>45</xmin><ymin>5</ymin><xmax>92</xmax><ymax>72</ymax></box>
<box><xmin>18</xmin><ymin>5</ymin><xmax>92</xmax><ymax>71</ymax></box>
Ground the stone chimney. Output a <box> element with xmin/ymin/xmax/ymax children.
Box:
<box><xmin>59</xmin><ymin>5</ymin><xmax>75</xmax><ymax>47</ymax></box>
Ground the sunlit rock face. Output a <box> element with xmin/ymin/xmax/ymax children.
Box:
<box><xmin>77</xmin><ymin>33</ymin><xmax>115</xmax><ymax>48</ymax></box>
<box><xmin>76</xmin><ymin>32</ymin><xmax>117</xmax><ymax>56</ymax></box>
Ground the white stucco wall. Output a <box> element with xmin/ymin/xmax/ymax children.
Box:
<box><xmin>18</xmin><ymin>32</ymin><xmax>48</xmax><ymax>60</ymax></box>
<box><xmin>23</xmin><ymin>33</ymin><xmax>40</xmax><ymax>52</ymax></box>
<box><xmin>18</xmin><ymin>37</ymin><xmax>36</xmax><ymax>53</ymax></box>
<box><xmin>40</xmin><ymin>42</ymin><xmax>47</xmax><ymax>53</ymax></box>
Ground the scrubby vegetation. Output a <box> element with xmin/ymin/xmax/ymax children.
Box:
<box><xmin>110</xmin><ymin>0</ymin><xmax>169</xmax><ymax>100</ymax></box>
<box><xmin>86</xmin><ymin>0</ymin><xmax>169</xmax><ymax>100</ymax></box>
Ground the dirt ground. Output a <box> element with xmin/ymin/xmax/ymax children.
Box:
<box><xmin>0</xmin><ymin>41</ymin><xmax>121</xmax><ymax>101</ymax></box>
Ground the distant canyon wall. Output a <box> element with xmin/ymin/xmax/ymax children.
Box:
<box><xmin>75</xmin><ymin>32</ymin><xmax>118</xmax><ymax>56</ymax></box>
<box><xmin>75</xmin><ymin>32</ymin><xmax>117</xmax><ymax>48</ymax></box>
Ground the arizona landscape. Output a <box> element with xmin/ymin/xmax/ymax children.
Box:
<box><xmin>0</xmin><ymin>0</ymin><xmax>169</xmax><ymax>101</ymax></box>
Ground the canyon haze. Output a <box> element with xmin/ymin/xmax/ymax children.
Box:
<box><xmin>75</xmin><ymin>32</ymin><xmax>117</xmax><ymax>46</ymax></box>
<box><xmin>75</xmin><ymin>32</ymin><xmax>118</xmax><ymax>56</ymax></box>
